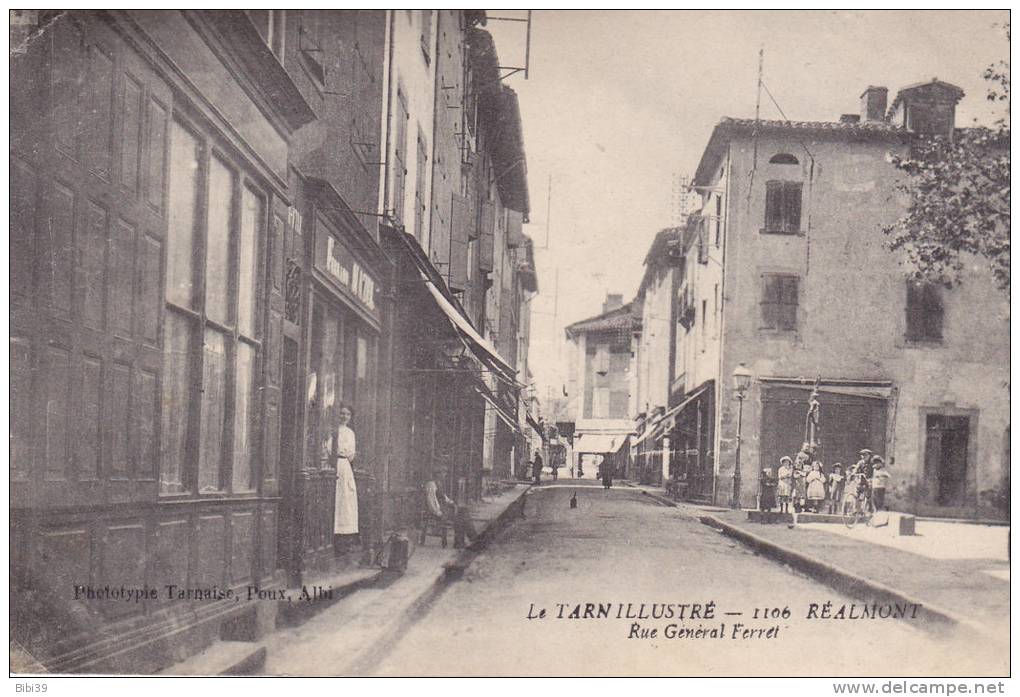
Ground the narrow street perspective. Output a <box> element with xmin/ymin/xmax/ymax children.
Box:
<box><xmin>8</xmin><ymin>9</ymin><xmax>1010</xmax><ymax>681</ymax></box>
<box><xmin>367</xmin><ymin>485</ymin><xmax>1005</xmax><ymax>677</ymax></box>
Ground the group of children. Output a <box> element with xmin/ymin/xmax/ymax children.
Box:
<box><xmin>758</xmin><ymin>448</ymin><xmax>892</xmax><ymax>514</ymax></box>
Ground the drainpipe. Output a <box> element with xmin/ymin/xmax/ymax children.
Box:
<box><xmin>379</xmin><ymin>10</ymin><xmax>395</xmax><ymax>220</ymax></box>
<box><xmin>713</xmin><ymin>142</ymin><xmax>732</xmax><ymax>507</ymax></box>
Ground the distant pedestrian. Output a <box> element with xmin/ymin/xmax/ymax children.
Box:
<box><xmin>806</xmin><ymin>462</ymin><xmax>826</xmax><ymax>513</ymax></box>
<box><xmin>532</xmin><ymin>450</ymin><xmax>544</xmax><ymax>485</ymax></box>
<box><xmin>871</xmin><ymin>456</ymin><xmax>890</xmax><ymax>511</ymax></box>
<box><xmin>601</xmin><ymin>461</ymin><xmax>614</xmax><ymax>489</ymax></box>
<box><xmin>776</xmin><ymin>457</ymin><xmax>794</xmax><ymax>513</ymax></box>
<box><xmin>827</xmin><ymin>464</ymin><xmax>845</xmax><ymax>514</ymax></box>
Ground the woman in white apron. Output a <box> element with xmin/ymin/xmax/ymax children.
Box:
<box><xmin>332</xmin><ymin>404</ymin><xmax>359</xmax><ymax>552</ymax></box>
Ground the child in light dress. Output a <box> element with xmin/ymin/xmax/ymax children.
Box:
<box><xmin>805</xmin><ymin>461</ymin><xmax>826</xmax><ymax>513</ymax></box>
<box><xmin>775</xmin><ymin>456</ymin><xmax>794</xmax><ymax>513</ymax></box>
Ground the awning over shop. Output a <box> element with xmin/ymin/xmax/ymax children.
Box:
<box><xmin>633</xmin><ymin>383</ymin><xmax>711</xmax><ymax>446</ymax></box>
<box><xmin>574</xmin><ymin>433</ymin><xmax>627</xmax><ymax>454</ymax></box>
<box><xmin>472</xmin><ymin>378</ymin><xmax>521</xmax><ymax>435</ymax></box>
<box><xmin>386</xmin><ymin>224</ymin><xmax>519</xmax><ymax>386</ymax></box>
<box><xmin>526</xmin><ymin>412</ymin><xmax>544</xmax><ymax>436</ymax></box>
<box><xmin>424</xmin><ymin>280</ymin><xmax>517</xmax><ymax>384</ymax></box>
<box><xmin>759</xmin><ymin>377</ymin><xmax>893</xmax><ymax>400</ymax></box>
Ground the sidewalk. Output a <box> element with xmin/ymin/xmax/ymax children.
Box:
<box><xmin>703</xmin><ymin>509</ymin><xmax>1010</xmax><ymax>641</ymax></box>
<box><xmin>258</xmin><ymin>483</ymin><xmax>530</xmax><ymax>676</ymax></box>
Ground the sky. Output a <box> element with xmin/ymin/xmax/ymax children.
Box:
<box><xmin>485</xmin><ymin>9</ymin><xmax>1009</xmax><ymax>403</ymax></box>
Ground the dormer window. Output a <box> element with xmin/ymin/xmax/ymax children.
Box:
<box><xmin>769</xmin><ymin>153</ymin><xmax>799</xmax><ymax>165</ymax></box>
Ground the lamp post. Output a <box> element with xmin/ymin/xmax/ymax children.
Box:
<box><xmin>731</xmin><ymin>363</ymin><xmax>753</xmax><ymax>509</ymax></box>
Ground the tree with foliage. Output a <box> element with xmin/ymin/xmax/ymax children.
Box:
<box><xmin>884</xmin><ymin>24</ymin><xmax>1010</xmax><ymax>294</ymax></box>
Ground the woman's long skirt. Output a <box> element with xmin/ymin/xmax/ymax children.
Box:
<box><xmin>334</xmin><ymin>457</ymin><xmax>359</xmax><ymax>535</ymax></box>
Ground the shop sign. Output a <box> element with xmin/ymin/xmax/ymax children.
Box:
<box><xmin>315</xmin><ymin>225</ymin><xmax>378</xmax><ymax>317</ymax></box>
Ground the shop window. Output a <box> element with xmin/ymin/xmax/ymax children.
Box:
<box><xmin>761</xmin><ymin>273</ymin><xmax>799</xmax><ymax>331</ymax></box>
<box><xmin>763</xmin><ymin>181</ymin><xmax>802</xmax><ymax>234</ymax></box>
<box><xmin>160</xmin><ymin>118</ymin><xmax>266</xmax><ymax>495</ymax></box>
<box><xmin>906</xmin><ymin>280</ymin><xmax>943</xmax><ymax>342</ymax></box>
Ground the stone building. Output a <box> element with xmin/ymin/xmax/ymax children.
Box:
<box><xmin>673</xmin><ymin>79</ymin><xmax>1009</xmax><ymax>513</ymax></box>
<box><xmin>564</xmin><ymin>294</ymin><xmax>639</xmax><ymax>478</ymax></box>
<box><xmin>9</xmin><ymin>9</ymin><xmax>537</xmax><ymax>672</ymax></box>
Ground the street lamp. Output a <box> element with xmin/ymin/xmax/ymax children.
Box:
<box><xmin>731</xmin><ymin>363</ymin><xmax>753</xmax><ymax>509</ymax></box>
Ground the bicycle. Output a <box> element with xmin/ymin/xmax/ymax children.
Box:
<box><xmin>841</xmin><ymin>484</ymin><xmax>875</xmax><ymax>529</ymax></box>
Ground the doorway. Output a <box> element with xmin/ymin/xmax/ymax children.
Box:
<box><xmin>924</xmin><ymin>414</ymin><xmax>971</xmax><ymax>506</ymax></box>
<box><xmin>277</xmin><ymin>336</ymin><xmax>301</xmax><ymax>577</ymax></box>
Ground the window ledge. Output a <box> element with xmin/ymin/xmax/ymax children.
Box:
<box><xmin>903</xmin><ymin>338</ymin><xmax>945</xmax><ymax>348</ymax></box>
<box><xmin>758</xmin><ymin>327</ymin><xmax>798</xmax><ymax>337</ymax></box>
<box><xmin>759</xmin><ymin>228</ymin><xmax>805</xmax><ymax>237</ymax></box>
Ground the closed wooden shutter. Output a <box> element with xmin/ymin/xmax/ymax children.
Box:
<box><xmin>906</xmin><ymin>281</ymin><xmax>943</xmax><ymax>341</ymax></box>
<box><xmin>761</xmin><ymin>274</ymin><xmax>798</xmax><ymax>331</ymax></box>
<box><xmin>449</xmin><ymin>193</ymin><xmax>470</xmax><ymax>291</ymax></box>
<box><xmin>764</xmin><ymin>181</ymin><xmax>802</xmax><ymax>233</ymax></box>
<box><xmin>478</xmin><ymin>200</ymin><xmax>495</xmax><ymax>271</ymax></box>
<box><xmin>10</xmin><ymin>14</ymin><xmax>172</xmax><ymax>507</ymax></box>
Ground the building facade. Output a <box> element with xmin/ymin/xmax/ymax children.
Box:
<box><xmin>669</xmin><ymin>79</ymin><xmax>1009</xmax><ymax>513</ymax></box>
<box><xmin>10</xmin><ymin>9</ymin><xmax>318</xmax><ymax>671</ymax></box>
<box><xmin>10</xmin><ymin>9</ymin><xmax>537</xmax><ymax>673</ymax></box>
<box><xmin>564</xmin><ymin>295</ymin><xmax>638</xmax><ymax>477</ymax></box>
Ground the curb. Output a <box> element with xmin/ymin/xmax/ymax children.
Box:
<box><xmin>639</xmin><ymin>490</ymin><xmax>678</xmax><ymax>507</ymax></box>
<box><xmin>342</xmin><ymin>487</ymin><xmax>530</xmax><ymax>675</ymax></box>
<box><xmin>698</xmin><ymin>514</ymin><xmax>995</xmax><ymax>641</ymax></box>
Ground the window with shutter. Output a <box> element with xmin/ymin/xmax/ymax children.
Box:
<box><xmin>414</xmin><ymin>128</ymin><xmax>428</xmax><ymax>242</ymax></box>
<box><xmin>448</xmin><ymin>193</ymin><xmax>470</xmax><ymax>291</ymax></box>
<box><xmin>392</xmin><ymin>89</ymin><xmax>409</xmax><ymax>224</ymax></box>
<box><xmin>761</xmin><ymin>273</ymin><xmax>799</xmax><ymax>331</ymax></box>
<box><xmin>763</xmin><ymin>181</ymin><xmax>802</xmax><ymax>234</ymax></box>
<box><xmin>906</xmin><ymin>280</ymin><xmax>944</xmax><ymax>342</ymax></box>
<box><xmin>478</xmin><ymin>200</ymin><xmax>495</xmax><ymax>271</ymax></box>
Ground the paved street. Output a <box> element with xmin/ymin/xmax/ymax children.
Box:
<box><xmin>370</xmin><ymin>483</ymin><xmax>1006</xmax><ymax>676</ymax></box>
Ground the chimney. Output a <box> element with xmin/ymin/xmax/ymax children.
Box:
<box><xmin>890</xmin><ymin>79</ymin><xmax>965</xmax><ymax>139</ymax></box>
<box><xmin>860</xmin><ymin>86</ymin><xmax>888</xmax><ymax>122</ymax></box>
<box><xmin>602</xmin><ymin>293</ymin><xmax>623</xmax><ymax>314</ymax></box>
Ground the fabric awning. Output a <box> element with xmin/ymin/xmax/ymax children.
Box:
<box><xmin>472</xmin><ymin>380</ymin><xmax>521</xmax><ymax>435</ymax></box>
<box><xmin>633</xmin><ymin>383</ymin><xmax>711</xmax><ymax>446</ymax></box>
<box><xmin>423</xmin><ymin>279</ymin><xmax>518</xmax><ymax>385</ymax></box>
<box><xmin>759</xmin><ymin>378</ymin><xmax>893</xmax><ymax>401</ymax></box>
<box><xmin>390</xmin><ymin>225</ymin><xmax>518</xmax><ymax>386</ymax></box>
<box><xmin>574</xmin><ymin>433</ymin><xmax>626</xmax><ymax>454</ymax></box>
<box><xmin>526</xmin><ymin>412</ymin><xmax>544</xmax><ymax>436</ymax></box>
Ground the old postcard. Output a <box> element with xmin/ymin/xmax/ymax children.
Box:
<box><xmin>8</xmin><ymin>9</ymin><xmax>1010</xmax><ymax>681</ymax></box>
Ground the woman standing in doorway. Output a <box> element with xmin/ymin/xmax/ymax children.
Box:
<box><xmin>332</xmin><ymin>404</ymin><xmax>359</xmax><ymax>553</ymax></box>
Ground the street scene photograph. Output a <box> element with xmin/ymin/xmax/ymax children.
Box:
<box><xmin>7</xmin><ymin>8</ymin><xmax>1011</xmax><ymax>683</ymax></box>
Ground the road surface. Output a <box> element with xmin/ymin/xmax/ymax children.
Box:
<box><xmin>369</xmin><ymin>483</ymin><xmax>1005</xmax><ymax>676</ymax></box>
